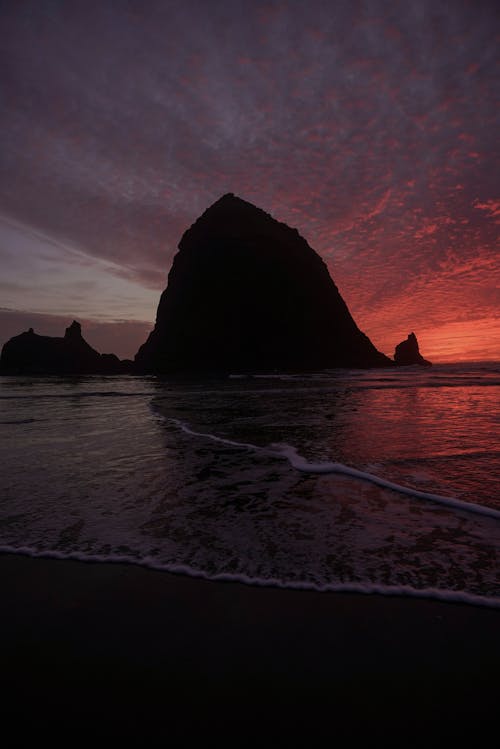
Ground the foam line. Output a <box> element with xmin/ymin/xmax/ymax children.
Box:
<box><xmin>272</xmin><ymin>444</ymin><xmax>500</xmax><ymax>519</ymax></box>
<box><xmin>0</xmin><ymin>545</ymin><xmax>498</xmax><ymax>610</ymax></box>
<box><xmin>169</xmin><ymin>418</ymin><xmax>500</xmax><ymax>521</ymax></box>
<box><xmin>169</xmin><ymin>417</ymin><xmax>265</xmax><ymax>451</ymax></box>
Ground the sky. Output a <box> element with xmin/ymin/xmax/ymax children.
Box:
<box><xmin>1</xmin><ymin>0</ymin><xmax>498</xmax><ymax>363</ymax></box>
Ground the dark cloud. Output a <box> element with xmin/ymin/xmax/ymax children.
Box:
<box><xmin>0</xmin><ymin>0</ymin><xmax>498</xmax><ymax>360</ymax></box>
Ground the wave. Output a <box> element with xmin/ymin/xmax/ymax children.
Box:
<box><xmin>0</xmin><ymin>544</ymin><xmax>498</xmax><ymax>610</ymax></box>
<box><xmin>0</xmin><ymin>418</ymin><xmax>43</xmax><ymax>425</ymax></box>
<box><xmin>168</xmin><ymin>418</ymin><xmax>500</xmax><ymax>521</ymax></box>
<box><xmin>0</xmin><ymin>390</ymin><xmax>156</xmax><ymax>401</ymax></box>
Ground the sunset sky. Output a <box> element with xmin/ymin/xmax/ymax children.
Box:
<box><xmin>1</xmin><ymin>0</ymin><xmax>498</xmax><ymax>363</ymax></box>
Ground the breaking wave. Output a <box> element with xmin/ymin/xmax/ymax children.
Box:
<box><xmin>169</xmin><ymin>418</ymin><xmax>500</xmax><ymax>520</ymax></box>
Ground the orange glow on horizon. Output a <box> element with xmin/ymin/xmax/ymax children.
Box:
<box><xmin>417</xmin><ymin>318</ymin><xmax>500</xmax><ymax>363</ymax></box>
<box><xmin>373</xmin><ymin>317</ymin><xmax>500</xmax><ymax>364</ymax></box>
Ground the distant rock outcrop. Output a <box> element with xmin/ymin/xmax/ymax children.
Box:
<box><xmin>135</xmin><ymin>193</ymin><xmax>392</xmax><ymax>373</ymax></box>
<box><xmin>394</xmin><ymin>333</ymin><xmax>432</xmax><ymax>366</ymax></box>
<box><xmin>0</xmin><ymin>321</ymin><xmax>132</xmax><ymax>375</ymax></box>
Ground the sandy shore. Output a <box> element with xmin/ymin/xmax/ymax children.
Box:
<box><xmin>1</xmin><ymin>552</ymin><xmax>498</xmax><ymax>740</ymax></box>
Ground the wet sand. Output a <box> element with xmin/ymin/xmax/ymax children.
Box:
<box><xmin>1</xmin><ymin>552</ymin><xmax>498</xmax><ymax>741</ymax></box>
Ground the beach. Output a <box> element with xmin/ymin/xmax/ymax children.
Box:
<box><xmin>2</xmin><ymin>552</ymin><xmax>498</xmax><ymax>741</ymax></box>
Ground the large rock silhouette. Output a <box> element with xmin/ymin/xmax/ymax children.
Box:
<box><xmin>394</xmin><ymin>333</ymin><xmax>432</xmax><ymax>366</ymax></box>
<box><xmin>135</xmin><ymin>193</ymin><xmax>392</xmax><ymax>373</ymax></box>
<box><xmin>0</xmin><ymin>321</ymin><xmax>131</xmax><ymax>375</ymax></box>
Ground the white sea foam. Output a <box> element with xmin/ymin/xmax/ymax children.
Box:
<box><xmin>0</xmin><ymin>544</ymin><xmax>498</xmax><ymax>610</ymax></box>
<box><xmin>169</xmin><ymin>418</ymin><xmax>500</xmax><ymax>520</ymax></box>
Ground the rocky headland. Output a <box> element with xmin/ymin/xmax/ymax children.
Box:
<box><xmin>0</xmin><ymin>320</ymin><xmax>132</xmax><ymax>375</ymax></box>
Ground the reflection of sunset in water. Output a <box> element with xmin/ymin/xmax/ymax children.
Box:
<box><xmin>317</xmin><ymin>372</ymin><xmax>498</xmax><ymax>504</ymax></box>
<box><xmin>338</xmin><ymin>380</ymin><xmax>493</xmax><ymax>461</ymax></box>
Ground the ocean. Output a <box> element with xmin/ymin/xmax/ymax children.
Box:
<box><xmin>1</xmin><ymin>363</ymin><xmax>499</xmax><ymax>607</ymax></box>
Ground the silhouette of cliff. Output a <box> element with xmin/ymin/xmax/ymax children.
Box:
<box><xmin>135</xmin><ymin>193</ymin><xmax>392</xmax><ymax>373</ymax></box>
<box><xmin>0</xmin><ymin>321</ymin><xmax>132</xmax><ymax>375</ymax></box>
<box><xmin>394</xmin><ymin>333</ymin><xmax>432</xmax><ymax>366</ymax></box>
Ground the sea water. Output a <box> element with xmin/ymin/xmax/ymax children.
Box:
<box><xmin>0</xmin><ymin>363</ymin><xmax>499</xmax><ymax>606</ymax></box>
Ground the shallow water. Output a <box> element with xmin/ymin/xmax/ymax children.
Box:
<box><xmin>0</xmin><ymin>363</ymin><xmax>499</xmax><ymax>606</ymax></box>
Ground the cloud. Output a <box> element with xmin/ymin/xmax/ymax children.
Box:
<box><xmin>473</xmin><ymin>199</ymin><xmax>500</xmax><ymax>222</ymax></box>
<box><xmin>0</xmin><ymin>215</ymin><xmax>158</xmax><ymax>321</ymax></box>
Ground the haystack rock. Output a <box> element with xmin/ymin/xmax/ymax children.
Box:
<box><xmin>135</xmin><ymin>193</ymin><xmax>392</xmax><ymax>373</ymax></box>
<box><xmin>0</xmin><ymin>321</ymin><xmax>132</xmax><ymax>375</ymax></box>
<box><xmin>394</xmin><ymin>333</ymin><xmax>432</xmax><ymax>366</ymax></box>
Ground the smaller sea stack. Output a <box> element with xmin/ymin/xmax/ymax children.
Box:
<box><xmin>394</xmin><ymin>333</ymin><xmax>432</xmax><ymax>366</ymax></box>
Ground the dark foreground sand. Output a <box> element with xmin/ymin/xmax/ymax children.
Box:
<box><xmin>1</xmin><ymin>553</ymin><xmax>498</xmax><ymax>741</ymax></box>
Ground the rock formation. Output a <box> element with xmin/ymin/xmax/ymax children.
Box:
<box><xmin>0</xmin><ymin>321</ymin><xmax>132</xmax><ymax>375</ymax></box>
<box><xmin>135</xmin><ymin>193</ymin><xmax>392</xmax><ymax>373</ymax></box>
<box><xmin>394</xmin><ymin>333</ymin><xmax>432</xmax><ymax>366</ymax></box>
